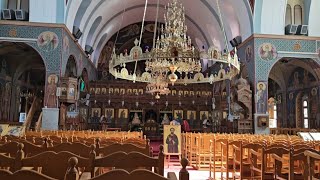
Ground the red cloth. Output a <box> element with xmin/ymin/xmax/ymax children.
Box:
<box><xmin>182</xmin><ymin>120</ymin><xmax>190</xmax><ymax>132</ymax></box>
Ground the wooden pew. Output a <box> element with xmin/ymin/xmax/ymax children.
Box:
<box><xmin>0</xmin><ymin>169</ymin><xmax>57</xmax><ymax>180</ymax></box>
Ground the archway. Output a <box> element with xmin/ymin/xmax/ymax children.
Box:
<box><xmin>65</xmin><ymin>55</ymin><xmax>77</xmax><ymax>78</ymax></box>
<box><xmin>0</xmin><ymin>42</ymin><xmax>46</xmax><ymax>126</ymax></box>
<box><xmin>268</xmin><ymin>58</ymin><xmax>320</xmax><ymax>129</ymax></box>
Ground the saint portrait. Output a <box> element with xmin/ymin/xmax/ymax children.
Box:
<box><xmin>200</xmin><ymin>111</ymin><xmax>209</xmax><ymax>121</ymax></box>
<box><xmin>46</xmin><ymin>74</ymin><xmax>58</xmax><ymax>108</ymax></box>
<box><xmin>196</xmin><ymin>91</ymin><xmax>201</xmax><ymax>96</ymax></box>
<box><xmin>187</xmin><ymin>111</ymin><xmax>196</xmax><ymax>121</ymax></box>
<box><xmin>189</xmin><ymin>91</ymin><xmax>194</xmax><ymax>96</ymax></box>
<box><xmin>139</xmin><ymin>89</ymin><xmax>144</xmax><ymax>95</ymax></box>
<box><xmin>127</xmin><ymin>89</ymin><xmax>132</xmax><ymax>94</ymax></box>
<box><xmin>109</xmin><ymin>88</ymin><xmax>113</xmax><ymax>94</ymax></box>
<box><xmin>91</xmin><ymin>108</ymin><xmax>101</xmax><ymax>117</ymax></box>
<box><xmin>69</xmin><ymin>86</ymin><xmax>75</xmax><ymax>97</ymax></box>
<box><xmin>120</xmin><ymin>88</ymin><xmax>125</xmax><ymax>95</ymax></box>
<box><xmin>118</xmin><ymin>109</ymin><xmax>128</xmax><ymax>119</ymax></box>
<box><xmin>172</xmin><ymin>90</ymin><xmax>177</xmax><ymax>96</ymax></box>
<box><xmin>90</xmin><ymin>88</ymin><xmax>95</xmax><ymax>94</ymax></box>
<box><xmin>133</xmin><ymin>89</ymin><xmax>138</xmax><ymax>95</ymax></box>
<box><xmin>184</xmin><ymin>91</ymin><xmax>189</xmax><ymax>97</ymax></box>
<box><xmin>259</xmin><ymin>43</ymin><xmax>277</xmax><ymax>61</ymax></box>
<box><xmin>163</xmin><ymin>125</ymin><xmax>181</xmax><ymax>154</ymax></box>
<box><xmin>114</xmin><ymin>88</ymin><xmax>119</xmax><ymax>94</ymax></box>
<box><xmin>104</xmin><ymin>108</ymin><xmax>114</xmax><ymax>123</ymax></box>
<box><xmin>245</xmin><ymin>45</ymin><xmax>253</xmax><ymax>62</ymax></box>
<box><xmin>178</xmin><ymin>91</ymin><xmax>183</xmax><ymax>96</ymax></box>
<box><xmin>256</xmin><ymin>82</ymin><xmax>267</xmax><ymax>114</ymax></box>
<box><xmin>37</xmin><ymin>31</ymin><xmax>59</xmax><ymax>52</ymax></box>
<box><xmin>174</xmin><ymin>110</ymin><xmax>183</xmax><ymax>120</ymax></box>
<box><xmin>101</xmin><ymin>88</ymin><xmax>107</xmax><ymax>95</ymax></box>
<box><xmin>95</xmin><ymin>88</ymin><xmax>100</xmax><ymax>95</ymax></box>
<box><xmin>0</xmin><ymin>124</ymin><xmax>9</xmax><ymax>136</ymax></box>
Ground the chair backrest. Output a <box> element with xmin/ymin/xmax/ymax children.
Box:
<box><xmin>21</xmin><ymin>151</ymin><xmax>91</xmax><ymax>180</ymax></box>
<box><xmin>90</xmin><ymin>169</ymin><xmax>170</xmax><ymax>180</ymax></box>
<box><xmin>0</xmin><ymin>169</ymin><xmax>57</xmax><ymax>180</ymax></box>
<box><xmin>48</xmin><ymin>142</ymin><xmax>93</xmax><ymax>157</ymax></box>
<box><xmin>93</xmin><ymin>150</ymin><xmax>164</xmax><ymax>176</ymax></box>
<box><xmin>98</xmin><ymin>143</ymin><xmax>150</xmax><ymax>156</ymax></box>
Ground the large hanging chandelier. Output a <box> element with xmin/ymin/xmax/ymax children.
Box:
<box><xmin>145</xmin><ymin>0</ymin><xmax>201</xmax><ymax>76</ymax></box>
<box><xmin>109</xmin><ymin>0</ymin><xmax>240</xmax><ymax>97</ymax></box>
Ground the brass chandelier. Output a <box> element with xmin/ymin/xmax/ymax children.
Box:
<box><xmin>109</xmin><ymin>0</ymin><xmax>240</xmax><ymax>98</ymax></box>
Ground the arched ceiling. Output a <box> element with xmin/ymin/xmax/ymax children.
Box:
<box><xmin>65</xmin><ymin>0</ymin><xmax>253</xmax><ymax>67</ymax></box>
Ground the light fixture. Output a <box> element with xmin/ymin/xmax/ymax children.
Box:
<box><xmin>108</xmin><ymin>0</ymin><xmax>240</xmax><ymax>98</ymax></box>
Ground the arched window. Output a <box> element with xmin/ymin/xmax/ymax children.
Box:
<box><xmin>285</xmin><ymin>4</ymin><xmax>292</xmax><ymax>26</ymax></box>
<box><xmin>303</xmin><ymin>99</ymin><xmax>308</xmax><ymax>128</ymax></box>
<box><xmin>294</xmin><ymin>5</ymin><xmax>303</xmax><ymax>24</ymax></box>
<box><xmin>6</xmin><ymin>0</ymin><xmax>29</xmax><ymax>12</ymax></box>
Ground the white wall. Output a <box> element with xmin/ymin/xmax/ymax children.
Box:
<box><xmin>259</xmin><ymin>0</ymin><xmax>287</xmax><ymax>35</ymax></box>
<box><xmin>308</xmin><ymin>0</ymin><xmax>320</xmax><ymax>37</ymax></box>
<box><xmin>29</xmin><ymin>0</ymin><xmax>64</xmax><ymax>23</ymax></box>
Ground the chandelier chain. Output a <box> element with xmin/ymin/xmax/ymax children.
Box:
<box><xmin>216</xmin><ymin>0</ymin><xmax>229</xmax><ymax>51</ymax></box>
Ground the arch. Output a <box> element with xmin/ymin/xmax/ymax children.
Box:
<box><xmin>294</xmin><ymin>5</ymin><xmax>303</xmax><ymax>24</ymax></box>
<box><xmin>92</xmin><ymin>33</ymin><xmax>108</xmax><ymax>65</ymax></box>
<box><xmin>65</xmin><ymin>55</ymin><xmax>78</xmax><ymax>78</ymax></box>
<box><xmin>81</xmin><ymin>68</ymin><xmax>90</xmax><ymax>93</ymax></box>
<box><xmin>73</xmin><ymin>0</ymin><xmax>92</xmax><ymax>28</ymax></box>
<box><xmin>285</xmin><ymin>4</ymin><xmax>292</xmax><ymax>26</ymax></box>
<box><xmin>86</xmin><ymin>16</ymin><xmax>102</xmax><ymax>46</ymax></box>
<box><xmin>0</xmin><ymin>42</ymin><xmax>46</xmax><ymax>122</ymax></box>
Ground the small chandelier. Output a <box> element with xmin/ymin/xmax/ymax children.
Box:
<box><xmin>146</xmin><ymin>75</ymin><xmax>170</xmax><ymax>98</ymax></box>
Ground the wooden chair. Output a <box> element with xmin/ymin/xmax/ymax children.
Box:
<box><xmin>304</xmin><ymin>150</ymin><xmax>320</xmax><ymax>180</ymax></box>
<box><xmin>195</xmin><ymin>133</ymin><xmax>213</xmax><ymax>169</ymax></box>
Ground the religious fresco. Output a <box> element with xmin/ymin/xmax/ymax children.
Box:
<box><xmin>187</xmin><ymin>111</ymin><xmax>196</xmax><ymax>120</ymax></box>
<box><xmin>256</xmin><ymin>81</ymin><xmax>267</xmax><ymax>114</ymax></box>
<box><xmin>245</xmin><ymin>45</ymin><xmax>253</xmax><ymax>62</ymax></box>
<box><xmin>259</xmin><ymin>43</ymin><xmax>277</xmax><ymax>60</ymax></box>
<box><xmin>104</xmin><ymin>108</ymin><xmax>114</xmax><ymax>123</ymax></box>
<box><xmin>91</xmin><ymin>108</ymin><xmax>101</xmax><ymax>118</ymax></box>
<box><xmin>118</xmin><ymin>109</ymin><xmax>128</xmax><ymax>119</ymax></box>
<box><xmin>45</xmin><ymin>74</ymin><xmax>58</xmax><ymax>108</ymax></box>
<box><xmin>37</xmin><ymin>31</ymin><xmax>59</xmax><ymax>52</ymax></box>
<box><xmin>63</xmin><ymin>35</ymin><xmax>70</xmax><ymax>53</ymax></box>
<box><xmin>174</xmin><ymin>110</ymin><xmax>183</xmax><ymax>120</ymax></box>
<box><xmin>0</xmin><ymin>124</ymin><xmax>9</xmax><ymax>136</ymax></box>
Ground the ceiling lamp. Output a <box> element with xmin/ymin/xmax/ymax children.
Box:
<box><xmin>109</xmin><ymin>0</ymin><xmax>240</xmax><ymax>95</ymax></box>
<box><xmin>145</xmin><ymin>74</ymin><xmax>170</xmax><ymax>96</ymax></box>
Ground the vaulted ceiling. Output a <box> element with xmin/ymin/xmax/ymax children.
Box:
<box><xmin>65</xmin><ymin>0</ymin><xmax>253</xmax><ymax>67</ymax></box>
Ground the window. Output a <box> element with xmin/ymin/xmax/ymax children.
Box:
<box><xmin>303</xmin><ymin>100</ymin><xmax>308</xmax><ymax>128</ymax></box>
<box><xmin>285</xmin><ymin>4</ymin><xmax>292</xmax><ymax>26</ymax></box>
<box><xmin>6</xmin><ymin>0</ymin><xmax>29</xmax><ymax>12</ymax></box>
<box><xmin>294</xmin><ymin>5</ymin><xmax>302</xmax><ymax>24</ymax></box>
<box><xmin>286</xmin><ymin>0</ymin><xmax>304</xmax><ymax>26</ymax></box>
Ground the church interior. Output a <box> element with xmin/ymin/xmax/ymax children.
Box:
<box><xmin>0</xmin><ymin>0</ymin><xmax>320</xmax><ymax>179</ymax></box>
